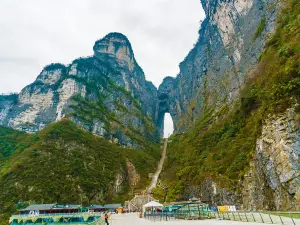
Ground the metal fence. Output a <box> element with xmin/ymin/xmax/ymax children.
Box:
<box><xmin>144</xmin><ymin>211</ymin><xmax>209</xmax><ymax>221</ymax></box>
<box><xmin>10</xmin><ymin>212</ymin><xmax>105</xmax><ymax>225</ymax></box>
<box><xmin>144</xmin><ymin>211</ymin><xmax>300</xmax><ymax>224</ymax></box>
<box><xmin>208</xmin><ymin>211</ymin><xmax>300</xmax><ymax>225</ymax></box>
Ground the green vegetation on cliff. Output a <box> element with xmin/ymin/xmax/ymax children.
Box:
<box><xmin>0</xmin><ymin>120</ymin><xmax>158</xmax><ymax>224</ymax></box>
<box><xmin>68</xmin><ymin>57</ymin><xmax>159</xmax><ymax>152</ymax></box>
<box><xmin>0</xmin><ymin>127</ymin><xmax>30</xmax><ymax>162</ymax></box>
<box><xmin>253</xmin><ymin>15</ymin><xmax>267</xmax><ymax>41</ymax></box>
<box><xmin>155</xmin><ymin>0</ymin><xmax>300</xmax><ymax>202</ymax></box>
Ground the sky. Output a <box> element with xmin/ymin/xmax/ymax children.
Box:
<box><xmin>0</xmin><ymin>0</ymin><xmax>205</xmax><ymax>136</ymax></box>
<box><xmin>164</xmin><ymin>113</ymin><xmax>174</xmax><ymax>138</ymax></box>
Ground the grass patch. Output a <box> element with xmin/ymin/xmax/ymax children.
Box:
<box><xmin>253</xmin><ymin>15</ymin><xmax>267</xmax><ymax>41</ymax></box>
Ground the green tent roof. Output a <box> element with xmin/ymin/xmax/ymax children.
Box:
<box><xmin>88</xmin><ymin>204</ymin><xmax>104</xmax><ymax>209</ymax></box>
<box><xmin>20</xmin><ymin>204</ymin><xmax>56</xmax><ymax>211</ymax></box>
<box><xmin>104</xmin><ymin>204</ymin><xmax>122</xmax><ymax>209</ymax></box>
<box><xmin>52</xmin><ymin>204</ymin><xmax>82</xmax><ymax>209</ymax></box>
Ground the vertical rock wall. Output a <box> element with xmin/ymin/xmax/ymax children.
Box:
<box><xmin>159</xmin><ymin>0</ymin><xmax>281</xmax><ymax>133</ymax></box>
<box><xmin>243</xmin><ymin>107</ymin><xmax>300</xmax><ymax>210</ymax></box>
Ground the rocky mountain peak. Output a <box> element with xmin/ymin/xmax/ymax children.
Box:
<box><xmin>0</xmin><ymin>32</ymin><xmax>159</xmax><ymax>146</ymax></box>
<box><xmin>36</xmin><ymin>63</ymin><xmax>66</xmax><ymax>85</ymax></box>
<box><xmin>200</xmin><ymin>0</ymin><xmax>254</xmax><ymax>18</ymax></box>
<box><xmin>200</xmin><ymin>0</ymin><xmax>216</xmax><ymax>16</ymax></box>
<box><xmin>158</xmin><ymin>77</ymin><xmax>175</xmax><ymax>93</ymax></box>
<box><xmin>93</xmin><ymin>32</ymin><xmax>135</xmax><ymax>67</ymax></box>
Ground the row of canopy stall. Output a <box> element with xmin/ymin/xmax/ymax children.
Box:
<box><xmin>142</xmin><ymin>200</ymin><xmax>210</xmax><ymax>219</ymax></box>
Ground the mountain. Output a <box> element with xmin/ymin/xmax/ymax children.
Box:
<box><xmin>0</xmin><ymin>33</ymin><xmax>164</xmax><ymax>223</ymax></box>
<box><xmin>155</xmin><ymin>0</ymin><xmax>300</xmax><ymax>211</ymax></box>
<box><xmin>0</xmin><ymin>0</ymin><xmax>299</xmax><ymax>222</ymax></box>
<box><xmin>159</xmin><ymin>0</ymin><xmax>281</xmax><ymax>132</ymax></box>
<box><xmin>0</xmin><ymin>33</ymin><xmax>159</xmax><ymax>149</ymax></box>
<box><xmin>0</xmin><ymin>120</ymin><xmax>159</xmax><ymax>223</ymax></box>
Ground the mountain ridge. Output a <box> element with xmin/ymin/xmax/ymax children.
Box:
<box><xmin>0</xmin><ymin>32</ymin><xmax>160</xmax><ymax>149</ymax></box>
<box><xmin>158</xmin><ymin>0</ymin><xmax>282</xmax><ymax>133</ymax></box>
<box><xmin>0</xmin><ymin>0</ymin><xmax>299</xmax><ymax>223</ymax></box>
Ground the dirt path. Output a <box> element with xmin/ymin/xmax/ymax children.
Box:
<box><xmin>147</xmin><ymin>138</ymin><xmax>168</xmax><ymax>193</ymax></box>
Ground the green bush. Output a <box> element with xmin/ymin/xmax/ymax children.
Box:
<box><xmin>253</xmin><ymin>15</ymin><xmax>267</xmax><ymax>41</ymax></box>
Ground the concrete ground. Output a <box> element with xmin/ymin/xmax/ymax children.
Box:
<box><xmin>109</xmin><ymin>213</ymin><xmax>267</xmax><ymax>225</ymax></box>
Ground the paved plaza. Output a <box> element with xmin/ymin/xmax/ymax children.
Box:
<box><xmin>109</xmin><ymin>213</ymin><xmax>267</xmax><ymax>225</ymax></box>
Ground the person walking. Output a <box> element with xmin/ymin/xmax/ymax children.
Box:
<box><xmin>104</xmin><ymin>211</ymin><xmax>109</xmax><ymax>225</ymax></box>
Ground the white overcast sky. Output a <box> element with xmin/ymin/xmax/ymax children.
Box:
<box><xmin>0</xmin><ymin>0</ymin><xmax>205</xmax><ymax>136</ymax></box>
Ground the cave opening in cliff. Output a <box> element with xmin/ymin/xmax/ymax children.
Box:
<box><xmin>164</xmin><ymin>113</ymin><xmax>174</xmax><ymax>138</ymax></box>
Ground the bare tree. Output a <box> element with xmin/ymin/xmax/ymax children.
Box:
<box><xmin>157</xmin><ymin>181</ymin><xmax>171</xmax><ymax>203</ymax></box>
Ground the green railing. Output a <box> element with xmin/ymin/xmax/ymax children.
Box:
<box><xmin>144</xmin><ymin>211</ymin><xmax>300</xmax><ymax>224</ymax></box>
<box><xmin>144</xmin><ymin>211</ymin><xmax>209</xmax><ymax>221</ymax></box>
<box><xmin>10</xmin><ymin>212</ymin><xmax>105</xmax><ymax>225</ymax></box>
<box><xmin>208</xmin><ymin>211</ymin><xmax>300</xmax><ymax>225</ymax></box>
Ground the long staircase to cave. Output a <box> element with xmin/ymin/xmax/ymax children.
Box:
<box><xmin>147</xmin><ymin>138</ymin><xmax>168</xmax><ymax>193</ymax></box>
<box><xmin>124</xmin><ymin>138</ymin><xmax>168</xmax><ymax>212</ymax></box>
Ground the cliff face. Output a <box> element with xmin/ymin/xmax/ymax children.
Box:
<box><xmin>159</xmin><ymin>0</ymin><xmax>280</xmax><ymax>132</ymax></box>
<box><xmin>156</xmin><ymin>0</ymin><xmax>300</xmax><ymax>211</ymax></box>
<box><xmin>243</xmin><ymin>106</ymin><xmax>300</xmax><ymax>210</ymax></box>
<box><xmin>1</xmin><ymin>0</ymin><xmax>282</xmax><ymax>141</ymax></box>
<box><xmin>0</xmin><ymin>33</ymin><xmax>159</xmax><ymax>148</ymax></box>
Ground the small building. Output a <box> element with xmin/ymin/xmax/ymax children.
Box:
<box><xmin>19</xmin><ymin>204</ymin><xmax>84</xmax><ymax>215</ymax></box>
<box><xmin>103</xmin><ymin>204</ymin><xmax>123</xmax><ymax>213</ymax></box>
<box><xmin>88</xmin><ymin>204</ymin><xmax>105</xmax><ymax>212</ymax></box>
<box><xmin>51</xmin><ymin>204</ymin><xmax>83</xmax><ymax>213</ymax></box>
<box><xmin>19</xmin><ymin>204</ymin><xmax>56</xmax><ymax>215</ymax></box>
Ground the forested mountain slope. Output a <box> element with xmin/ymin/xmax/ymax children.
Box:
<box><xmin>0</xmin><ymin>120</ymin><xmax>159</xmax><ymax>223</ymax></box>
<box><xmin>154</xmin><ymin>0</ymin><xmax>300</xmax><ymax>211</ymax></box>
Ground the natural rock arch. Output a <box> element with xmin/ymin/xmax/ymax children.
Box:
<box><xmin>156</xmin><ymin>77</ymin><xmax>175</xmax><ymax>137</ymax></box>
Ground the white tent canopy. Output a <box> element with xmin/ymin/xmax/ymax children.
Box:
<box><xmin>142</xmin><ymin>201</ymin><xmax>163</xmax><ymax>212</ymax></box>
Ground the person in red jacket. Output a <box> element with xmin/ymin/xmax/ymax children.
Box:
<box><xmin>104</xmin><ymin>211</ymin><xmax>109</xmax><ymax>225</ymax></box>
